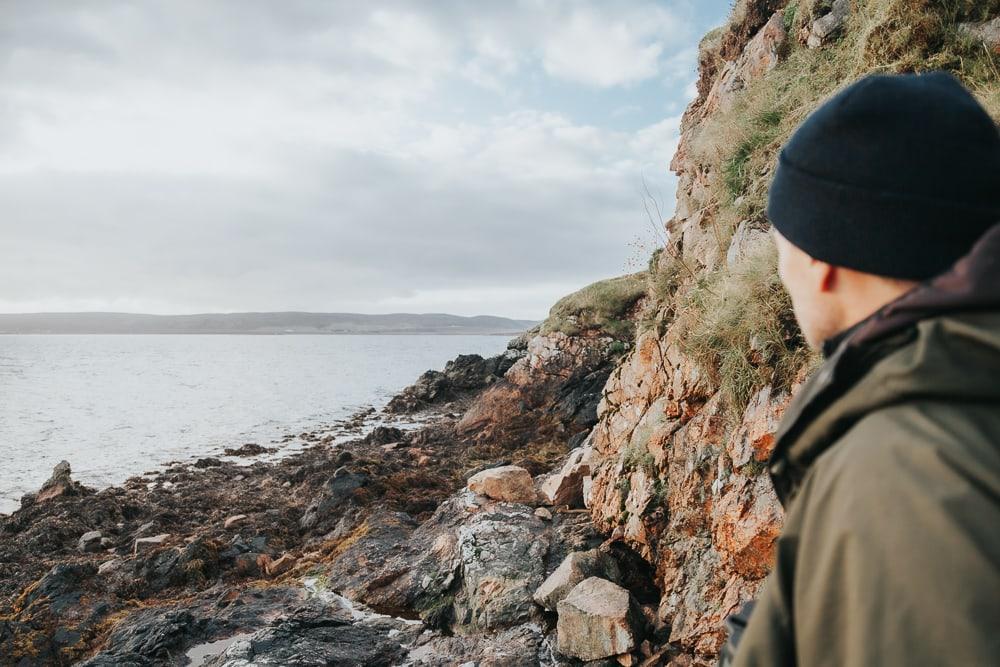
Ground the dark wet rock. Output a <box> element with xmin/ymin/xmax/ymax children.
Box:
<box><xmin>224</xmin><ymin>443</ymin><xmax>272</xmax><ymax>457</ymax></box>
<box><xmin>0</xmin><ymin>325</ymin><xmax>636</xmax><ymax>662</ymax></box>
<box><xmin>554</xmin><ymin>365</ymin><xmax>616</xmax><ymax>428</ymax></box>
<box><xmin>321</xmin><ymin>511</ymin><xmax>420</xmax><ymax>605</ymax></box>
<box><xmin>363</xmin><ymin>425</ymin><xmax>406</xmax><ymax>446</ymax></box>
<box><xmin>0</xmin><ymin>562</ymin><xmax>110</xmax><ymax>664</ymax></box>
<box><xmin>299</xmin><ymin>470</ymin><xmax>369</xmax><ymax>531</ymax></box>
<box><xmin>604</xmin><ymin>541</ymin><xmax>661</xmax><ymax>605</ymax></box>
<box><xmin>201</xmin><ymin>600</ymin><xmax>407</xmax><ymax>666</ymax></box>
<box><xmin>385</xmin><ymin>352</ymin><xmax>519</xmax><ymax>414</ymax></box>
<box><xmin>79</xmin><ymin>585</ymin><xmax>305</xmax><ymax>666</ymax></box>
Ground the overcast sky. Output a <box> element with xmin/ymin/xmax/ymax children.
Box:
<box><xmin>0</xmin><ymin>0</ymin><xmax>730</xmax><ymax>320</ymax></box>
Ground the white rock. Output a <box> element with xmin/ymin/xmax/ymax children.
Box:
<box><xmin>98</xmin><ymin>559</ymin><xmax>120</xmax><ymax>575</ymax></box>
<box><xmin>134</xmin><ymin>533</ymin><xmax>171</xmax><ymax>554</ymax></box>
<box><xmin>466</xmin><ymin>465</ymin><xmax>538</xmax><ymax>504</ymax></box>
<box><xmin>534</xmin><ymin>507</ymin><xmax>552</xmax><ymax>520</ymax></box>
<box><xmin>538</xmin><ymin>446</ymin><xmax>592</xmax><ymax>507</ymax></box>
<box><xmin>556</xmin><ymin>577</ymin><xmax>640</xmax><ymax>661</ymax></box>
<box><xmin>78</xmin><ymin>530</ymin><xmax>103</xmax><ymax>554</ymax></box>
<box><xmin>533</xmin><ymin>550</ymin><xmax>619</xmax><ymax>612</ymax></box>
<box><xmin>807</xmin><ymin>0</ymin><xmax>850</xmax><ymax>48</ymax></box>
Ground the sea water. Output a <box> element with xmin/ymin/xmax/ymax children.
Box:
<box><xmin>0</xmin><ymin>334</ymin><xmax>511</xmax><ymax>513</ymax></box>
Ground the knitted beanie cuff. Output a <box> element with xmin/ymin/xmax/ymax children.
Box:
<box><xmin>767</xmin><ymin>152</ymin><xmax>998</xmax><ymax>281</ymax></box>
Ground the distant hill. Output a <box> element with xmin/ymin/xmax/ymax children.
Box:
<box><xmin>0</xmin><ymin>312</ymin><xmax>540</xmax><ymax>335</ymax></box>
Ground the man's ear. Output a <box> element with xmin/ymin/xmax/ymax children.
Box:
<box><xmin>816</xmin><ymin>261</ymin><xmax>837</xmax><ymax>293</ymax></box>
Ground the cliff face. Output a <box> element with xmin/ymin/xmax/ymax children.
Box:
<box><xmin>585</xmin><ymin>0</ymin><xmax>999</xmax><ymax>659</ymax></box>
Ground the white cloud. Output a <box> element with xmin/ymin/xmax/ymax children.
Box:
<box><xmin>0</xmin><ymin>0</ymin><xmax>713</xmax><ymax>319</ymax></box>
<box><xmin>541</xmin><ymin>5</ymin><xmax>685</xmax><ymax>87</ymax></box>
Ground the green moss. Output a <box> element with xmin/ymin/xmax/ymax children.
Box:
<box><xmin>616</xmin><ymin>476</ymin><xmax>632</xmax><ymax>513</ymax></box>
<box><xmin>540</xmin><ymin>272</ymin><xmax>647</xmax><ymax>340</ymax></box>
<box><xmin>622</xmin><ymin>442</ymin><xmax>656</xmax><ymax>475</ymax></box>
<box><xmin>417</xmin><ymin>591</ymin><xmax>456</xmax><ymax>630</ymax></box>
<box><xmin>649</xmin><ymin>477</ymin><xmax>669</xmax><ymax>511</ymax></box>
<box><xmin>637</xmin><ymin>244</ymin><xmax>690</xmax><ymax>334</ymax></box>
<box><xmin>782</xmin><ymin>2</ymin><xmax>799</xmax><ymax>34</ymax></box>
<box><xmin>740</xmin><ymin>459</ymin><xmax>770</xmax><ymax>476</ymax></box>
<box><xmin>608</xmin><ymin>340</ymin><xmax>628</xmax><ymax>356</ymax></box>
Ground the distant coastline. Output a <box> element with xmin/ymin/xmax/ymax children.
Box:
<box><xmin>0</xmin><ymin>312</ymin><xmax>539</xmax><ymax>336</ymax></box>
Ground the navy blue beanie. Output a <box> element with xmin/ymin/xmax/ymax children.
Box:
<box><xmin>767</xmin><ymin>71</ymin><xmax>1000</xmax><ymax>281</ymax></box>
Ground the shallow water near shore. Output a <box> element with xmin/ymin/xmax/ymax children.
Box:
<box><xmin>0</xmin><ymin>333</ymin><xmax>511</xmax><ymax>513</ymax></box>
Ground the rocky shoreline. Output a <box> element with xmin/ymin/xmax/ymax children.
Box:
<box><xmin>2</xmin><ymin>326</ymin><xmax>666</xmax><ymax>666</ymax></box>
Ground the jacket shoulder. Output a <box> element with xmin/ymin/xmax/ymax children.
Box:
<box><xmin>812</xmin><ymin>399</ymin><xmax>1000</xmax><ymax>501</ymax></box>
<box><xmin>782</xmin><ymin>401</ymin><xmax>1000</xmax><ymax>665</ymax></box>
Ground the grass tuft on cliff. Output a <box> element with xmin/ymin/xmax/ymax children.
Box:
<box><xmin>674</xmin><ymin>240</ymin><xmax>807</xmax><ymax>412</ymax></box>
<box><xmin>649</xmin><ymin>0</ymin><xmax>998</xmax><ymax>416</ymax></box>
<box><xmin>541</xmin><ymin>272</ymin><xmax>647</xmax><ymax>340</ymax></box>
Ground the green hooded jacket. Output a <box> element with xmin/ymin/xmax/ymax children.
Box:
<box><xmin>729</xmin><ymin>224</ymin><xmax>1000</xmax><ymax>666</ymax></box>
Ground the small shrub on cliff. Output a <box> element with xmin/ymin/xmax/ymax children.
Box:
<box><xmin>541</xmin><ymin>272</ymin><xmax>647</xmax><ymax>340</ymax></box>
<box><xmin>638</xmin><ymin>245</ymin><xmax>690</xmax><ymax>334</ymax></box>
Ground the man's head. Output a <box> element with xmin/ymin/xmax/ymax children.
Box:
<box><xmin>772</xmin><ymin>228</ymin><xmax>918</xmax><ymax>348</ymax></box>
<box><xmin>767</xmin><ymin>71</ymin><xmax>1000</xmax><ymax>349</ymax></box>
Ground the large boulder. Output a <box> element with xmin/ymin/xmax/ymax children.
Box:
<box><xmin>556</xmin><ymin>577</ymin><xmax>643</xmax><ymax>661</ymax></box>
<box><xmin>539</xmin><ymin>445</ymin><xmax>592</xmax><ymax>507</ymax></box>
<box><xmin>466</xmin><ymin>465</ymin><xmax>538</xmax><ymax>505</ymax></box>
<box><xmin>322</xmin><ymin>491</ymin><xmax>576</xmax><ymax>635</ymax></box>
<box><xmin>452</xmin><ymin>502</ymin><xmax>550</xmax><ymax>630</ymax></box>
<box><xmin>533</xmin><ymin>548</ymin><xmax>622</xmax><ymax>612</ymax></box>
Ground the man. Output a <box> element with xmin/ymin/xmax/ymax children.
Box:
<box><xmin>723</xmin><ymin>71</ymin><xmax>1000</xmax><ymax>665</ymax></box>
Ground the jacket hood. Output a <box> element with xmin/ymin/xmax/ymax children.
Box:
<box><xmin>768</xmin><ymin>222</ymin><xmax>1000</xmax><ymax>504</ymax></box>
